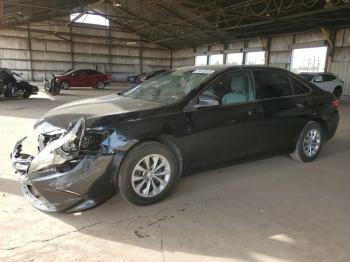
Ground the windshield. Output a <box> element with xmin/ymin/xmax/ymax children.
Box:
<box><xmin>299</xmin><ymin>73</ymin><xmax>316</xmax><ymax>81</ymax></box>
<box><xmin>123</xmin><ymin>68</ymin><xmax>214</xmax><ymax>104</ymax></box>
<box><xmin>62</xmin><ymin>69</ymin><xmax>74</xmax><ymax>75</ymax></box>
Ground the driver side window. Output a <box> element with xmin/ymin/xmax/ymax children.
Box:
<box><xmin>204</xmin><ymin>71</ymin><xmax>255</xmax><ymax>105</ymax></box>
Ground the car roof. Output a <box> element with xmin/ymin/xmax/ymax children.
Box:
<box><xmin>300</xmin><ymin>72</ymin><xmax>334</xmax><ymax>75</ymax></box>
<box><xmin>176</xmin><ymin>65</ymin><xmax>291</xmax><ymax>74</ymax></box>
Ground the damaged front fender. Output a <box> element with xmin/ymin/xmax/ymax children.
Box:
<box><xmin>10</xmin><ymin>118</ymin><xmax>134</xmax><ymax>212</ymax></box>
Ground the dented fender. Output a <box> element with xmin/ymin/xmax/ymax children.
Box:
<box><xmin>10</xmin><ymin>118</ymin><xmax>137</xmax><ymax>212</ymax></box>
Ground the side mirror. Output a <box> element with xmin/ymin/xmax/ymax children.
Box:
<box><xmin>195</xmin><ymin>95</ymin><xmax>220</xmax><ymax>108</ymax></box>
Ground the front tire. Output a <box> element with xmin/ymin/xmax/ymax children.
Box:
<box><xmin>118</xmin><ymin>141</ymin><xmax>179</xmax><ymax>205</ymax></box>
<box><xmin>290</xmin><ymin>121</ymin><xmax>323</xmax><ymax>162</ymax></box>
<box><xmin>60</xmin><ymin>81</ymin><xmax>70</xmax><ymax>90</ymax></box>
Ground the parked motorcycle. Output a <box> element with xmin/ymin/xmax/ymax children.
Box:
<box><xmin>0</xmin><ymin>68</ymin><xmax>38</xmax><ymax>99</ymax></box>
<box><xmin>43</xmin><ymin>74</ymin><xmax>61</xmax><ymax>95</ymax></box>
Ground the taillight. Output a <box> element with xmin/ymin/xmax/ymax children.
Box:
<box><xmin>332</xmin><ymin>99</ymin><xmax>340</xmax><ymax>109</ymax></box>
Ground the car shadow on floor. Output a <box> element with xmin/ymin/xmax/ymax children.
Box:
<box><xmin>46</xmin><ymin>154</ymin><xmax>347</xmax><ymax>261</ymax></box>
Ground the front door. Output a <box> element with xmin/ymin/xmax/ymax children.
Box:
<box><xmin>186</xmin><ymin>70</ymin><xmax>262</xmax><ymax>168</ymax></box>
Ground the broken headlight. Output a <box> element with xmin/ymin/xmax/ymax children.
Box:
<box><xmin>28</xmin><ymin>118</ymin><xmax>86</xmax><ymax>173</ymax></box>
<box><xmin>54</xmin><ymin>118</ymin><xmax>86</xmax><ymax>158</ymax></box>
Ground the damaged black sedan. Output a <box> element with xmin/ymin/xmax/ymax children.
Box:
<box><xmin>11</xmin><ymin>65</ymin><xmax>339</xmax><ymax>212</ymax></box>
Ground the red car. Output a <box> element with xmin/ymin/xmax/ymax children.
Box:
<box><xmin>56</xmin><ymin>69</ymin><xmax>112</xmax><ymax>89</ymax></box>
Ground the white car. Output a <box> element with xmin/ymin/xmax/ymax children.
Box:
<box><xmin>299</xmin><ymin>72</ymin><xmax>344</xmax><ymax>99</ymax></box>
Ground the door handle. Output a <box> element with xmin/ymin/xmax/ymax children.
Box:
<box><xmin>248</xmin><ymin>108</ymin><xmax>262</xmax><ymax>116</ymax></box>
<box><xmin>248</xmin><ymin>109</ymin><xmax>256</xmax><ymax>116</ymax></box>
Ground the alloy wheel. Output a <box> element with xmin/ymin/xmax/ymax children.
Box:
<box><xmin>97</xmin><ymin>82</ymin><xmax>104</xmax><ymax>89</ymax></box>
<box><xmin>303</xmin><ymin>128</ymin><xmax>321</xmax><ymax>157</ymax></box>
<box><xmin>131</xmin><ymin>154</ymin><xmax>171</xmax><ymax>198</ymax></box>
<box><xmin>61</xmin><ymin>82</ymin><xmax>69</xmax><ymax>89</ymax></box>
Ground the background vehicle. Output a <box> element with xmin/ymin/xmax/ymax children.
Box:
<box><xmin>0</xmin><ymin>68</ymin><xmax>38</xmax><ymax>99</ymax></box>
<box><xmin>127</xmin><ymin>74</ymin><xmax>140</xmax><ymax>83</ymax></box>
<box><xmin>53</xmin><ymin>69</ymin><xmax>112</xmax><ymax>89</ymax></box>
<box><xmin>43</xmin><ymin>74</ymin><xmax>61</xmax><ymax>95</ymax></box>
<box><xmin>299</xmin><ymin>72</ymin><xmax>344</xmax><ymax>99</ymax></box>
<box><xmin>135</xmin><ymin>69</ymin><xmax>168</xmax><ymax>84</ymax></box>
<box><xmin>11</xmin><ymin>66</ymin><xmax>339</xmax><ymax>212</ymax></box>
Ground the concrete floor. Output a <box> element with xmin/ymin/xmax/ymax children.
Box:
<box><xmin>0</xmin><ymin>85</ymin><xmax>350</xmax><ymax>262</ymax></box>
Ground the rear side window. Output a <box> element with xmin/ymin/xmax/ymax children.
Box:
<box><xmin>291</xmin><ymin>78</ymin><xmax>310</xmax><ymax>95</ymax></box>
<box><xmin>323</xmin><ymin>74</ymin><xmax>336</xmax><ymax>81</ymax></box>
<box><xmin>254</xmin><ymin>70</ymin><xmax>293</xmax><ymax>99</ymax></box>
<box><xmin>76</xmin><ymin>70</ymin><xmax>87</xmax><ymax>75</ymax></box>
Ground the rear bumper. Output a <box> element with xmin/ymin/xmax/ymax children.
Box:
<box><xmin>11</xmin><ymin>138</ymin><xmax>118</xmax><ymax>212</ymax></box>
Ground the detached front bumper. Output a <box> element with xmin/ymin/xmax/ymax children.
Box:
<box><xmin>11</xmin><ymin>138</ymin><xmax>118</xmax><ymax>212</ymax></box>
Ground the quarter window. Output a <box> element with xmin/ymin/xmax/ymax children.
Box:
<box><xmin>291</xmin><ymin>78</ymin><xmax>309</xmax><ymax>95</ymax></box>
<box><xmin>254</xmin><ymin>70</ymin><xmax>293</xmax><ymax>99</ymax></box>
<box><xmin>203</xmin><ymin>71</ymin><xmax>254</xmax><ymax>105</ymax></box>
<box><xmin>323</xmin><ymin>74</ymin><xmax>336</xmax><ymax>81</ymax></box>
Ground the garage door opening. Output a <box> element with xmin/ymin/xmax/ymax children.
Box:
<box><xmin>209</xmin><ymin>54</ymin><xmax>224</xmax><ymax>65</ymax></box>
<box><xmin>245</xmin><ymin>51</ymin><xmax>265</xmax><ymax>65</ymax></box>
<box><xmin>195</xmin><ymin>55</ymin><xmax>207</xmax><ymax>66</ymax></box>
<box><xmin>291</xmin><ymin>46</ymin><xmax>327</xmax><ymax>73</ymax></box>
<box><xmin>226</xmin><ymin>53</ymin><xmax>243</xmax><ymax>65</ymax></box>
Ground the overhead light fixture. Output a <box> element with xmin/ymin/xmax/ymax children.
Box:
<box><xmin>113</xmin><ymin>0</ymin><xmax>122</xmax><ymax>7</ymax></box>
<box><xmin>126</xmin><ymin>42</ymin><xmax>137</xmax><ymax>45</ymax></box>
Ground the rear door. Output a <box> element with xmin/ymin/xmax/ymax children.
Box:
<box><xmin>254</xmin><ymin>69</ymin><xmax>312</xmax><ymax>153</ymax></box>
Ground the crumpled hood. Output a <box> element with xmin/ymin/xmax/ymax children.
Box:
<box><xmin>35</xmin><ymin>94</ymin><xmax>162</xmax><ymax>130</ymax></box>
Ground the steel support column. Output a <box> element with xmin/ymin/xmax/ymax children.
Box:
<box><xmin>27</xmin><ymin>23</ymin><xmax>33</xmax><ymax>81</ymax></box>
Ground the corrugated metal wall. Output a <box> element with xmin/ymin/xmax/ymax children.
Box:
<box><xmin>1</xmin><ymin>19</ymin><xmax>350</xmax><ymax>94</ymax></box>
<box><xmin>173</xmin><ymin>28</ymin><xmax>350</xmax><ymax>96</ymax></box>
<box><xmin>0</xmin><ymin>21</ymin><xmax>171</xmax><ymax>81</ymax></box>
<box><xmin>330</xmin><ymin>28</ymin><xmax>350</xmax><ymax>96</ymax></box>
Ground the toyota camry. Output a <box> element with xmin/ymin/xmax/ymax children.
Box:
<box><xmin>11</xmin><ymin>65</ymin><xmax>339</xmax><ymax>212</ymax></box>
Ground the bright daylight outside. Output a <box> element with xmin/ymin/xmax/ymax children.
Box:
<box><xmin>209</xmin><ymin>54</ymin><xmax>224</xmax><ymax>65</ymax></box>
<box><xmin>70</xmin><ymin>12</ymin><xmax>110</xmax><ymax>26</ymax></box>
<box><xmin>226</xmin><ymin>53</ymin><xmax>243</xmax><ymax>65</ymax></box>
<box><xmin>245</xmin><ymin>51</ymin><xmax>265</xmax><ymax>65</ymax></box>
<box><xmin>195</xmin><ymin>55</ymin><xmax>207</xmax><ymax>66</ymax></box>
<box><xmin>291</xmin><ymin>46</ymin><xmax>328</xmax><ymax>73</ymax></box>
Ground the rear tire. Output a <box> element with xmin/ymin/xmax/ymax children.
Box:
<box><xmin>95</xmin><ymin>81</ymin><xmax>105</xmax><ymax>89</ymax></box>
<box><xmin>290</xmin><ymin>121</ymin><xmax>323</xmax><ymax>162</ymax></box>
<box><xmin>333</xmin><ymin>86</ymin><xmax>342</xmax><ymax>99</ymax></box>
<box><xmin>118</xmin><ymin>141</ymin><xmax>180</xmax><ymax>205</ymax></box>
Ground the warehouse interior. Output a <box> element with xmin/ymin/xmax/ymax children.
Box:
<box><xmin>1</xmin><ymin>1</ymin><xmax>350</xmax><ymax>261</ymax></box>
<box><xmin>0</xmin><ymin>0</ymin><xmax>350</xmax><ymax>94</ymax></box>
